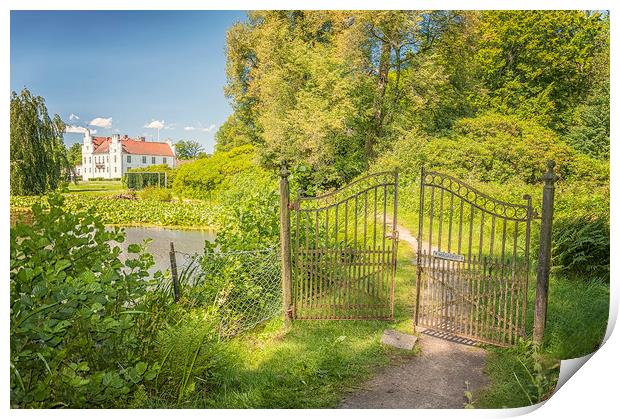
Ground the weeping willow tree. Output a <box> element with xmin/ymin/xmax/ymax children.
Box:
<box><xmin>10</xmin><ymin>88</ymin><xmax>68</xmax><ymax>196</ymax></box>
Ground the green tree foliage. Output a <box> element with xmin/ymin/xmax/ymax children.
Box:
<box><xmin>214</xmin><ymin>114</ymin><xmax>255</xmax><ymax>152</ymax></box>
<box><xmin>222</xmin><ymin>11</ymin><xmax>463</xmax><ymax>190</ymax></box>
<box><xmin>10</xmin><ymin>88</ymin><xmax>68</xmax><ymax>195</ymax></box>
<box><xmin>175</xmin><ymin>139</ymin><xmax>204</xmax><ymax>159</ymax></box>
<box><xmin>66</xmin><ymin>143</ymin><xmax>82</xmax><ymax>167</ymax></box>
<box><xmin>173</xmin><ymin>145</ymin><xmax>258</xmax><ymax>199</ymax></box>
<box><xmin>222</xmin><ymin>11</ymin><xmax>609</xmax><ymax>190</ymax></box>
<box><xmin>565</xmin><ymin>80</ymin><xmax>610</xmax><ymax>159</ymax></box>
<box><xmin>473</xmin><ymin>11</ymin><xmax>609</xmax><ymax>132</ymax></box>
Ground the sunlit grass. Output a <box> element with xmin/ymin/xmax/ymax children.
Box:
<box><xmin>66</xmin><ymin>180</ymin><xmax>126</xmax><ymax>195</ymax></box>
<box><xmin>141</xmin><ymin>245</ymin><xmax>418</xmax><ymax>408</ymax></box>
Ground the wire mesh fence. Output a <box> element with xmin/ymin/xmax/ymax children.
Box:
<box><xmin>125</xmin><ymin>172</ymin><xmax>167</xmax><ymax>190</ymax></box>
<box><xmin>165</xmin><ymin>246</ymin><xmax>282</xmax><ymax>339</ymax></box>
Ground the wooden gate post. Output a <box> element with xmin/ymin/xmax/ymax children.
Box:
<box><xmin>279</xmin><ymin>161</ymin><xmax>293</xmax><ymax>328</ymax></box>
<box><xmin>533</xmin><ymin>161</ymin><xmax>557</xmax><ymax>345</ymax></box>
<box><xmin>169</xmin><ymin>242</ymin><xmax>181</xmax><ymax>302</ymax></box>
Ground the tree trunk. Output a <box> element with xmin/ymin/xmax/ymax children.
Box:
<box><xmin>367</xmin><ymin>40</ymin><xmax>392</xmax><ymax>158</ymax></box>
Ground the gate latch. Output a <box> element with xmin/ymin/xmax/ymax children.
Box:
<box><xmin>386</xmin><ymin>230</ymin><xmax>399</xmax><ymax>241</ymax></box>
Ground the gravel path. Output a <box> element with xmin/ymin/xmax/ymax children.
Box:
<box><xmin>339</xmin><ymin>224</ymin><xmax>489</xmax><ymax>409</ymax></box>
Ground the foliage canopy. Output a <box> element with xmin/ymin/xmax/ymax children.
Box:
<box><xmin>10</xmin><ymin>88</ymin><xmax>69</xmax><ymax>195</ymax></box>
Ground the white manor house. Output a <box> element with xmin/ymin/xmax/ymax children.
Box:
<box><xmin>76</xmin><ymin>129</ymin><xmax>176</xmax><ymax>180</ymax></box>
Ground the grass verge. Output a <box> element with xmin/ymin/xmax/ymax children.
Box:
<box><xmin>141</xmin><ymin>242</ymin><xmax>418</xmax><ymax>408</ymax></box>
<box><xmin>476</xmin><ymin>275</ymin><xmax>609</xmax><ymax>408</ymax></box>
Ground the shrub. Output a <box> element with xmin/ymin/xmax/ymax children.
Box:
<box><xmin>10</xmin><ymin>195</ymin><xmax>162</xmax><ymax>407</ymax></box>
<box><xmin>551</xmin><ymin>216</ymin><xmax>609</xmax><ymax>281</ymax></box>
<box><xmin>173</xmin><ymin>145</ymin><xmax>257</xmax><ymax>199</ymax></box>
<box><xmin>140</xmin><ymin>186</ymin><xmax>172</xmax><ymax>202</ymax></box>
<box><xmin>374</xmin><ymin>113</ymin><xmax>609</xmax><ymax>186</ymax></box>
<box><xmin>147</xmin><ymin>311</ymin><xmax>229</xmax><ymax>406</ymax></box>
<box><xmin>212</xmin><ymin>170</ymin><xmax>280</xmax><ymax>251</ymax></box>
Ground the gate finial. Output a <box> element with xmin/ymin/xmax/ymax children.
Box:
<box><xmin>542</xmin><ymin>160</ymin><xmax>558</xmax><ymax>184</ymax></box>
<box><xmin>280</xmin><ymin>160</ymin><xmax>290</xmax><ymax>178</ymax></box>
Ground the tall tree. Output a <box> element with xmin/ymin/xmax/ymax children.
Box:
<box><xmin>10</xmin><ymin>88</ymin><xmax>68</xmax><ymax>195</ymax></box>
<box><xmin>223</xmin><ymin>11</ymin><xmax>462</xmax><ymax>189</ymax></box>
<box><xmin>473</xmin><ymin>10</ymin><xmax>608</xmax><ymax>132</ymax></box>
<box><xmin>214</xmin><ymin>114</ymin><xmax>254</xmax><ymax>152</ymax></box>
<box><xmin>66</xmin><ymin>143</ymin><xmax>82</xmax><ymax>167</ymax></box>
<box><xmin>175</xmin><ymin>140</ymin><xmax>204</xmax><ymax>159</ymax></box>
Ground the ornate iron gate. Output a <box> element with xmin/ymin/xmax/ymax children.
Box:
<box><xmin>414</xmin><ymin>169</ymin><xmax>534</xmax><ymax>346</ymax></box>
<box><xmin>292</xmin><ymin>172</ymin><xmax>399</xmax><ymax>320</ymax></box>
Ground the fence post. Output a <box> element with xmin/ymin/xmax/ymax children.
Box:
<box><xmin>533</xmin><ymin>161</ymin><xmax>557</xmax><ymax>345</ymax></box>
<box><xmin>169</xmin><ymin>242</ymin><xmax>181</xmax><ymax>302</ymax></box>
<box><xmin>279</xmin><ymin>161</ymin><xmax>293</xmax><ymax>328</ymax></box>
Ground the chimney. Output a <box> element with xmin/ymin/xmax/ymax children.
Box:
<box><xmin>166</xmin><ymin>139</ymin><xmax>175</xmax><ymax>155</ymax></box>
<box><xmin>139</xmin><ymin>136</ymin><xmax>146</xmax><ymax>142</ymax></box>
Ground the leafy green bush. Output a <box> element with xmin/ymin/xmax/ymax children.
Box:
<box><xmin>10</xmin><ymin>195</ymin><xmax>162</xmax><ymax>407</ymax></box>
<box><xmin>375</xmin><ymin>113</ymin><xmax>609</xmax><ymax>186</ymax></box>
<box><xmin>146</xmin><ymin>311</ymin><xmax>230</xmax><ymax>406</ymax></box>
<box><xmin>173</xmin><ymin>145</ymin><xmax>257</xmax><ymax>199</ymax></box>
<box><xmin>140</xmin><ymin>186</ymin><xmax>172</xmax><ymax>202</ymax></box>
<box><xmin>552</xmin><ymin>216</ymin><xmax>609</xmax><ymax>281</ymax></box>
<box><xmin>211</xmin><ymin>170</ymin><xmax>280</xmax><ymax>251</ymax></box>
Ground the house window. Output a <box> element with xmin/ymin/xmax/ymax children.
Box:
<box><xmin>83</xmin><ymin>157</ymin><xmax>86</xmax><ymax>164</ymax></box>
<box><xmin>107</xmin><ymin>156</ymin><xmax>109</xmax><ymax>162</ymax></box>
<box><xmin>89</xmin><ymin>157</ymin><xmax>91</xmax><ymax>163</ymax></box>
<box><xmin>127</xmin><ymin>155</ymin><xmax>131</xmax><ymax>163</ymax></box>
<box><xmin>114</xmin><ymin>166</ymin><xmax>117</xmax><ymax>173</ymax></box>
<box><xmin>114</xmin><ymin>156</ymin><xmax>117</xmax><ymax>163</ymax></box>
<box><xmin>163</xmin><ymin>157</ymin><xmax>167</xmax><ymax>164</ymax></box>
<box><xmin>152</xmin><ymin>156</ymin><xmax>156</xmax><ymax>164</ymax></box>
<box><xmin>142</xmin><ymin>156</ymin><xmax>147</xmax><ymax>164</ymax></box>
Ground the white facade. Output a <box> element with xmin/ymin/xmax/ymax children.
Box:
<box><xmin>80</xmin><ymin>130</ymin><xmax>176</xmax><ymax>181</ymax></box>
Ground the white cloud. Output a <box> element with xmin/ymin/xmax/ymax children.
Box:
<box><xmin>65</xmin><ymin>125</ymin><xmax>95</xmax><ymax>134</ymax></box>
<box><xmin>89</xmin><ymin>117</ymin><xmax>113</xmax><ymax>128</ymax></box>
<box><xmin>201</xmin><ymin>124</ymin><xmax>216</xmax><ymax>133</ymax></box>
<box><xmin>144</xmin><ymin>120</ymin><xmax>165</xmax><ymax>130</ymax></box>
<box><xmin>69</xmin><ymin>113</ymin><xmax>80</xmax><ymax>121</ymax></box>
<box><xmin>184</xmin><ymin>126</ymin><xmax>196</xmax><ymax>131</ymax></box>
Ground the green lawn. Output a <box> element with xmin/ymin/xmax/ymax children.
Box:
<box><xmin>476</xmin><ymin>275</ymin><xmax>609</xmax><ymax>408</ymax></box>
<box><xmin>66</xmin><ymin>180</ymin><xmax>125</xmax><ymax>195</ymax></box>
<box><xmin>142</xmin><ymin>240</ymin><xmax>419</xmax><ymax>408</ymax></box>
<box><xmin>154</xmin><ymin>209</ymin><xmax>607</xmax><ymax>409</ymax></box>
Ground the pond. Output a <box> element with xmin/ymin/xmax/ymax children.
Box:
<box><xmin>113</xmin><ymin>226</ymin><xmax>216</xmax><ymax>273</ymax></box>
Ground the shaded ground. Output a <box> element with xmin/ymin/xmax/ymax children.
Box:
<box><xmin>339</xmin><ymin>331</ymin><xmax>488</xmax><ymax>408</ymax></box>
<box><xmin>339</xmin><ymin>224</ymin><xmax>489</xmax><ymax>409</ymax></box>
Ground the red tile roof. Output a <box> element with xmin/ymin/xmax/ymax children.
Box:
<box><xmin>92</xmin><ymin>137</ymin><xmax>175</xmax><ymax>157</ymax></box>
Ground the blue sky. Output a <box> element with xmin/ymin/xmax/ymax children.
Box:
<box><xmin>11</xmin><ymin>10</ymin><xmax>247</xmax><ymax>152</ymax></box>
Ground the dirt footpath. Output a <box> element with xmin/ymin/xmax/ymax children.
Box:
<box><xmin>339</xmin><ymin>224</ymin><xmax>489</xmax><ymax>409</ymax></box>
<box><xmin>339</xmin><ymin>331</ymin><xmax>488</xmax><ymax>408</ymax></box>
